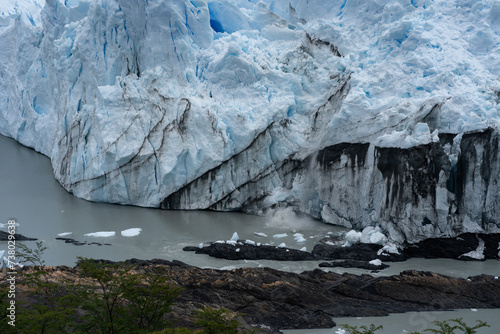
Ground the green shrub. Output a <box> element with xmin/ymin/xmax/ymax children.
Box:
<box><xmin>337</xmin><ymin>324</ymin><xmax>383</xmax><ymax>334</ymax></box>
<box><xmin>194</xmin><ymin>307</ymin><xmax>241</xmax><ymax>334</ymax></box>
<box><xmin>423</xmin><ymin>318</ymin><xmax>490</xmax><ymax>334</ymax></box>
<box><xmin>75</xmin><ymin>257</ymin><xmax>183</xmax><ymax>334</ymax></box>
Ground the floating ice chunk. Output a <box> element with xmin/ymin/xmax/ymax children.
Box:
<box><xmin>245</xmin><ymin>239</ymin><xmax>256</xmax><ymax>246</ymax></box>
<box><xmin>369</xmin><ymin>259</ymin><xmax>382</xmax><ymax>266</ymax></box>
<box><xmin>295</xmin><ymin>236</ymin><xmax>307</xmax><ymax>243</ymax></box>
<box><xmin>84</xmin><ymin>231</ymin><xmax>115</xmax><ymax>237</ymax></box>
<box><xmin>460</xmin><ymin>237</ymin><xmax>485</xmax><ymax>260</ymax></box>
<box><xmin>226</xmin><ymin>240</ymin><xmax>237</xmax><ymax>245</ymax></box>
<box><xmin>471</xmin><ymin>308</ymin><xmax>478</xmax><ymax>312</ymax></box>
<box><xmin>0</xmin><ymin>221</ymin><xmax>19</xmax><ymax>228</ymax></box>
<box><xmin>235</xmin><ymin>248</ymin><xmax>240</xmax><ymax>252</ymax></box>
<box><xmin>300</xmin><ymin>247</ymin><xmax>307</xmax><ymax>252</ymax></box>
<box><xmin>495</xmin><ymin>277</ymin><xmax>498</xmax><ymax>280</ymax></box>
<box><xmin>120</xmin><ymin>228</ymin><xmax>142</xmax><ymax>237</ymax></box>
<box><xmin>199</xmin><ymin>243</ymin><xmax>204</xmax><ymax>249</ymax></box>
<box><xmin>343</xmin><ymin>230</ymin><xmax>362</xmax><ymax>247</ymax></box>
<box><xmin>57</xmin><ymin>232</ymin><xmax>72</xmax><ymax>236</ymax></box>
<box><xmin>293</xmin><ymin>233</ymin><xmax>307</xmax><ymax>243</ymax></box>
<box><xmin>277</xmin><ymin>243</ymin><xmax>287</xmax><ymax>248</ymax></box>
<box><xmin>254</xmin><ymin>232</ymin><xmax>268</xmax><ymax>237</ymax></box>
<box><xmin>273</xmin><ymin>233</ymin><xmax>288</xmax><ymax>238</ymax></box>
<box><xmin>230</xmin><ymin>232</ymin><xmax>239</xmax><ymax>241</ymax></box>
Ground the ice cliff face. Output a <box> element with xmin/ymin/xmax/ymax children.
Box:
<box><xmin>1</xmin><ymin>0</ymin><xmax>500</xmax><ymax>243</ymax></box>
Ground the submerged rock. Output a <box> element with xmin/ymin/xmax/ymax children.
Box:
<box><xmin>319</xmin><ymin>259</ymin><xmax>390</xmax><ymax>271</ymax></box>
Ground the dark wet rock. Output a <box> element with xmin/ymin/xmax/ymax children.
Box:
<box><xmin>6</xmin><ymin>260</ymin><xmax>500</xmax><ymax>332</ymax></box>
<box><xmin>312</xmin><ymin>243</ymin><xmax>407</xmax><ymax>262</ymax></box>
<box><xmin>186</xmin><ymin>241</ymin><xmax>316</xmax><ymax>261</ymax></box>
<box><xmin>0</xmin><ymin>231</ymin><xmax>37</xmax><ymax>241</ymax></box>
<box><xmin>319</xmin><ymin>259</ymin><xmax>390</xmax><ymax>271</ymax></box>
<box><xmin>404</xmin><ymin>233</ymin><xmax>500</xmax><ymax>260</ymax></box>
<box><xmin>55</xmin><ymin>237</ymin><xmax>111</xmax><ymax>247</ymax></box>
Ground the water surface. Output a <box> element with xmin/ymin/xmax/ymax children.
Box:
<box><xmin>1</xmin><ymin>134</ymin><xmax>499</xmax><ymax>332</ymax></box>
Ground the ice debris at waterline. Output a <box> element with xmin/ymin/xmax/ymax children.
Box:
<box><xmin>1</xmin><ymin>0</ymin><xmax>500</xmax><ymax>244</ymax></box>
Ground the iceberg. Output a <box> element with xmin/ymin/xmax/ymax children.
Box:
<box><xmin>1</xmin><ymin>0</ymin><xmax>500</xmax><ymax>243</ymax></box>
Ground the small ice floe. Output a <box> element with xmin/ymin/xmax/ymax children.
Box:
<box><xmin>273</xmin><ymin>233</ymin><xmax>288</xmax><ymax>238</ymax></box>
<box><xmin>84</xmin><ymin>231</ymin><xmax>116</xmax><ymax>237</ymax></box>
<box><xmin>495</xmin><ymin>276</ymin><xmax>499</xmax><ymax>280</ymax></box>
<box><xmin>57</xmin><ymin>232</ymin><xmax>72</xmax><ymax>236</ymax></box>
<box><xmin>277</xmin><ymin>243</ymin><xmax>287</xmax><ymax>248</ymax></box>
<box><xmin>369</xmin><ymin>259</ymin><xmax>383</xmax><ymax>266</ymax></box>
<box><xmin>226</xmin><ymin>240</ymin><xmax>237</xmax><ymax>245</ymax></box>
<box><xmin>245</xmin><ymin>239</ymin><xmax>256</xmax><ymax>246</ymax></box>
<box><xmin>335</xmin><ymin>329</ymin><xmax>346</xmax><ymax>334</ymax></box>
<box><xmin>471</xmin><ymin>308</ymin><xmax>478</xmax><ymax>312</ymax></box>
<box><xmin>0</xmin><ymin>221</ymin><xmax>19</xmax><ymax>228</ymax></box>
<box><xmin>230</xmin><ymin>232</ymin><xmax>239</xmax><ymax>241</ymax></box>
<box><xmin>300</xmin><ymin>247</ymin><xmax>307</xmax><ymax>252</ymax></box>
<box><xmin>235</xmin><ymin>248</ymin><xmax>240</xmax><ymax>252</ymax></box>
<box><xmin>254</xmin><ymin>232</ymin><xmax>268</xmax><ymax>237</ymax></box>
<box><xmin>120</xmin><ymin>228</ymin><xmax>142</xmax><ymax>237</ymax></box>
<box><xmin>199</xmin><ymin>243</ymin><xmax>204</xmax><ymax>249</ymax></box>
<box><xmin>293</xmin><ymin>233</ymin><xmax>307</xmax><ymax>243</ymax></box>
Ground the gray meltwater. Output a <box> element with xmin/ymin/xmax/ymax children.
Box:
<box><xmin>1</xmin><ymin>134</ymin><xmax>499</xmax><ymax>332</ymax></box>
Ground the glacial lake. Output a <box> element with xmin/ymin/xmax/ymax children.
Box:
<box><xmin>1</xmin><ymin>134</ymin><xmax>499</xmax><ymax>332</ymax></box>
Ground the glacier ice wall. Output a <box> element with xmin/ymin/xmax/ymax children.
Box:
<box><xmin>1</xmin><ymin>0</ymin><xmax>500</xmax><ymax>243</ymax></box>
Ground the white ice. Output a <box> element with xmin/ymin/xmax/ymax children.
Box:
<box><xmin>120</xmin><ymin>228</ymin><xmax>142</xmax><ymax>237</ymax></box>
<box><xmin>83</xmin><ymin>231</ymin><xmax>116</xmax><ymax>237</ymax></box>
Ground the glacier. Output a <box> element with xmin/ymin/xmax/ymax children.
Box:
<box><xmin>1</xmin><ymin>0</ymin><xmax>500</xmax><ymax>244</ymax></box>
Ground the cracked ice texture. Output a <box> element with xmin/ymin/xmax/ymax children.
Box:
<box><xmin>1</xmin><ymin>0</ymin><xmax>500</xmax><ymax>242</ymax></box>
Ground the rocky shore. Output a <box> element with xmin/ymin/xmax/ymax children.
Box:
<box><xmin>184</xmin><ymin>233</ymin><xmax>500</xmax><ymax>271</ymax></box>
<box><xmin>4</xmin><ymin>259</ymin><xmax>500</xmax><ymax>333</ymax></box>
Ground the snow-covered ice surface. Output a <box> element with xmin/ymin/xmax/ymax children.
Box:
<box><xmin>1</xmin><ymin>0</ymin><xmax>500</xmax><ymax>243</ymax></box>
<box><xmin>120</xmin><ymin>228</ymin><xmax>142</xmax><ymax>237</ymax></box>
<box><xmin>83</xmin><ymin>231</ymin><xmax>116</xmax><ymax>237</ymax></box>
